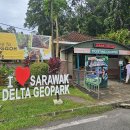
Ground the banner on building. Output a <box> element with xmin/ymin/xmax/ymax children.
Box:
<box><xmin>0</xmin><ymin>33</ymin><xmax>52</xmax><ymax>60</ymax></box>
<box><xmin>85</xmin><ymin>56</ymin><xmax>108</xmax><ymax>88</ymax></box>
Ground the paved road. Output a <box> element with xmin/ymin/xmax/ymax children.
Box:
<box><xmin>29</xmin><ymin>108</ymin><xmax>130</xmax><ymax>130</ymax></box>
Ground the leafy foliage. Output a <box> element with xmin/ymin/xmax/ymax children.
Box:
<box><xmin>0</xmin><ymin>26</ymin><xmax>16</xmax><ymax>33</ymax></box>
<box><xmin>48</xmin><ymin>57</ymin><xmax>61</xmax><ymax>74</ymax></box>
<box><xmin>6</xmin><ymin>26</ymin><xmax>16</xmax><ymax>33</ymax></box>
<box><xmin>99</xmin><ymin>29</ymin><xmax>130</xmax><ymax>45</ymax></box>
<box><xmin>24</xmin><ymin>0</ymin><xmax>67</xmax><ymax>36</ymax></box>
<box><xmin>23</xmin><ymin>56</ymin><xmax>31</xmax><ymax>67</ymax></box>
<box><xmin>24</xmin><ymin>0</ymin><xmax>130</xmax><ymax>36</ymax></box>
<box><xmin>0</xmin><ymin>64</ymin><xmax>14</xmax><ymax>85</ymax></box>
<box><xmin>0</xmin><ymin>64</ymin><xmax>14</xmax><ymax>76</ymax></box>
<box><xmin>30</xmin><ymin>62</ymin><xmax>48</xmax><ymax>77</ymax></box>
<box><xmin>104</xmin><ymin>0</ymin><xmax>130</xmax><ymax>31</ymax></box>
<box><xmin>24</xmin><ymin>0</ymin><xmax>51</xmax><ymax>35</ymax></box>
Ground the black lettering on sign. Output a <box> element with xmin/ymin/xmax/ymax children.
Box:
<box><xmin>0</xmin><ymin>47</ymin><xmax>17</xmax><ymax>51</ymax></box>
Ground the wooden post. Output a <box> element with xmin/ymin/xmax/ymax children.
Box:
<box><xmin>77</xmin><ymin>53</ymin><xmax>80</xmax><ymax>84</ymax></box>
<box><xmin>56</xmin><ymin>17</ymin><xmax>59</xmax><ymax>58</ymax></box>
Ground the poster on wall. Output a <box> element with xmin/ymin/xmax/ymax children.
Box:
<box><xmin>0</xmin><ymin>33</ymin><xmax>52</xmax><ymax>60</ymax></box>
<box><xmin>85</xmin><ymin>56</ymin><xmax>108</xmax><ymax>88</ymax></box>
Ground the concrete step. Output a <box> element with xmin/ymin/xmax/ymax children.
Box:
<box><xmin>119</xmin><ymin>103</ymin><xmax>130</xmax><ymax>109</ymax></box>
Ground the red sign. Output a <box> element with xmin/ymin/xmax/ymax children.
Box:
<box><xmin>94</xmin><ymin>43</ymin><xmax>116</xmax><ymax>49</ymax></box>
<box><xmin>15</xmin><ymin>66</ymin><xmax>30</xmax><ymax>86</ymax></box>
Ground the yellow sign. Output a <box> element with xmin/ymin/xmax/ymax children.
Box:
<box><xmin>0</xmin><ymin>33</ymin><xmax>24</xmax><ymax>60</ymax></box>
<box><xmin>0</xmin><ymin>32</ymin><xmax>52</xmax><ymax>60</ymax></box>
<box><xmin>2</xmin><ymin>50</ymin><xmax>24</xmax><ymax>60</ymax></box>
<box><xmin>0</xmin><ymin>33</ymin><xmax>18</xmax><ymax>51</ymax></box>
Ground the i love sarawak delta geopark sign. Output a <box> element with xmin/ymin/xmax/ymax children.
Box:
<box><xmin>2</xmin><ymin>67</ymin><xmax>70</xmax><ymax>101</ymax></box>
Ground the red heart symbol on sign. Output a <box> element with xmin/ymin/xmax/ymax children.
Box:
<box><xmin>15</xmin><ymin>66</ymin><xmax>30</xmax><ymax>86</ymax></box>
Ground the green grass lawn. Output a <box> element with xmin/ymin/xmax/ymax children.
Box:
<box><xmin>0</xmin><ymin>86</ymin><xmax>113</xmax><ymax>130</ymax></box>
<box><xmin>69</xmin><ymin>87</ymin><xmax>95</xmax><ymax>101</ymax></box>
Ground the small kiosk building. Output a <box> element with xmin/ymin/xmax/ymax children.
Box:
<box><xmin>60</xmin><ymin>39</ymin><xmax>130</xmax><ymax>80</ymax></box>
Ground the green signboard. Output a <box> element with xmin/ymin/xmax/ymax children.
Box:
<box><xmin>91</xmin><ymin>49</ymin><xmax>119</xmax><ymax>55</ymax></box>
<box><xmin>85</xmin><ymin>56</ymin><xmax>108</xmax><ymax>88</ymax></box>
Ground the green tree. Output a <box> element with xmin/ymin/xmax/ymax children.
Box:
<box><xmin>0</xmin><ymin>26</ymin><xmax>3</xmax><ymax>32</ymax></box>
<box><xmin>24</xmin><ymin>0</ymin><xmax>130</xmax><ymax>37</ymax></box>
<box><xmin>44</xmin><ymin>0</ymin><xmax>67</xmax><ymax>57</ymax></box>
<box><xmin>24</xmin><ymin>0</ymin><xmax>67</xmax><ymax>36</ymax></box>
<box><xmin>24</xmin><ymin>0</ymin><xmax>51</xmax><ymax>35</ymax></box>
<box><xmin>0</xmin><ymin>26</ymin><xmax>9</xmax><ymax>33</ymax></box>
<box><xmin>104</xmin><ymin>0</ymin><xmax>130</xmax><ymax>31</ymax></box>
<box><xmin>85</xmin><ymin>15</ymin><xmax>105</xmax><ymax>36</ymax></box>
<box><xmin>67</xmin><ymin>0</ymin><xmax>107</xmax><ymax>35</ymax></box>
<box><xmin>25</xmin><ymin>0</ymin><xmax>67</xmax><ymax>57</ymax></box>
<box><xmin>7</xmin><ymin>26</ymin><xmax>16</xmax><ymax>33</ymax></box>
<box><xmin>99</xmin><ymin>29</ymin><xmax>130</xmax><ymax>45</ymax></box>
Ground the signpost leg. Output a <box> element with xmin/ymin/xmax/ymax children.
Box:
<box><xmin>120</xmin><ymin>66</ymin><xmax>122</xmax><ymax>82</ymax></box>
<box><xmin>97</xmin><ymin>66</ymin><xmax>100</xmax><ymax>99</ymax></box>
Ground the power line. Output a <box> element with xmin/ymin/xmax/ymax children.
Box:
<box><xmin>0</xmin><ymin>22</ymin><xmax>34</xmax><ymax>32</ymax></box>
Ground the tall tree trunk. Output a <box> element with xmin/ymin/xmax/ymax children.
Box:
<box><xmin>55</xmin><ymin>17</ymin><xmax>59</xmax><ymax>58</ymax></box>
<box><xmin>50</xmin><ymin>0</ymin><xmax>54</xmax><ymax>57</ymax></box>
<box><xmin>55</xmin><ymin>17</ymin><xmax>60</xmax><ymax>100</ymax></box>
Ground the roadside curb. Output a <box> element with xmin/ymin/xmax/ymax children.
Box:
<box><xmin>97</xmin><ymin>99</ymin><xmax>130</xmax><ymax>107</ymax></box>
<box><xmin>1</xmin><ymin>99</ymin><xmax>130</xmax><ymax>123</ymax></box>
<box><xmin>0</xmin><ymin>103</ymin><xmax>112</xmax><ymax>123</ymax></box>
<box><xmin>31</xmin><ymin>99</ymin><xmax>130</xmax><ymax>118</ymax></box>
<box><xmin>119</xmin><ymin>103</ymin><xmax>130</xmax><ymax>108</ymax></box>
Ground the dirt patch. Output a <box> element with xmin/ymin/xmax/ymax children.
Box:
<box><xmin>61</xmin><ymin>95</ymin><xmax>86</xmax><ymax>104</ymax></box>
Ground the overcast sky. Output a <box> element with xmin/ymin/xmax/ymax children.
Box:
<box><xmin>0</xmin><ymin>0</ymin><xmax>35</xmax><ymax>34</ymax></box>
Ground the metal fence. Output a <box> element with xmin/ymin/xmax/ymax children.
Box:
<box><xmin>73</xmin><ymin>69</ymin><xmax>100</xmax><ymax>99</ymax></box>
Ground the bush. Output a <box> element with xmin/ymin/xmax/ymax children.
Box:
<box><xmin>48</xmin><ymin>57</ymin><xmax>61</xmax><ymax>74</ymax></box>
<box><xmin>0</xmin><ymin>64</ymin><xmax>14</xmax><ymax>76</ymax></box>
<box><xmin>0</xmin><ymin>64</ymin><xmax>14</xmax><ymax>86</ymax></box>
<box><xmin>30</xmin><ymin>62</ymin><xmax>48</xmax><ymax>77</ymax></box>
<box><xmin>23</xmin><ymin>56</ymin><xmax>31</xmax><ymax>67</ymax></box>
